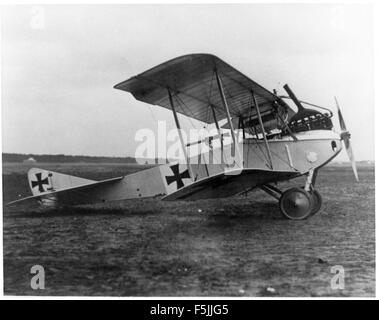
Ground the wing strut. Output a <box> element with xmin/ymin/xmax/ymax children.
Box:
<box><xmin>167</xmin><ymin>88</ymin><xmax>194</xmax><ymax>180</ymax></box>
<box><xmin>215</xmin><ymin>70</ymin><xmax>242</xmax><ymax>165</ymax></box>
<box><xmin>210</xmin><ymin>104</ymin><xmax>224</xmax><ymax>151</ymax></box>
<box><xmin>252</xmin><ymin>91</ymin><xmax>274</xmax><ymax>169</ymax></box>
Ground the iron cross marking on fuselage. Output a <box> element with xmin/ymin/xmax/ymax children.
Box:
<box><xmin>31</xmin><ymin>173</ymin><xmax>49</xmax><ymax>192</ymax></box>
<box><xmin>165</xmin><ymin>164</ymin><xmax>190</xmax><ymax>189</ymax></box>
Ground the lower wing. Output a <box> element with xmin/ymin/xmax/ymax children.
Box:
<box><xmin>162</xmin><ymin>168</ymin><xmax>300</xmax><ymax>200</ymax></box>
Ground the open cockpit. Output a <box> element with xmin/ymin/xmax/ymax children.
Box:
<box><xmin>236</xmin><ymin>83</ymin><xmax>335</xmax><ymax>141</ymax></box>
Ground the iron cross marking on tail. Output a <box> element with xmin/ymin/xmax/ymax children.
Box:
<box><xmin>165</xmin><ymin>164</ymin><xmax>190</xmax><ymax>189</ymax></box>
<box><xmin>31</xmin><ymin>173</ymin><xmax>49</xmax><ymax>192</ymax></box>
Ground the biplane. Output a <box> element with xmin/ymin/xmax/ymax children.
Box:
<box><xmin>7</xmin><ymin>54</ymin><xmax>358</xmax><ymax>220</ymax></box>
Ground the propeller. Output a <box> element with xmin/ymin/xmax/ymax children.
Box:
<box><xmin>335</xmin><ymin>97</ymin><xmax>359</xmax><ymax>182</ymax></box>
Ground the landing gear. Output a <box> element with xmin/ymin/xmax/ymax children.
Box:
<box><xmin>279</xmin><ymin>187</ymin><xmax>312</xmax><ymax>220</ymax></box>
<box><xmin>259</xmin><ymin>169</ymin><xmax>323</xmax><ymax>220</ymax></box>
<box><xmin>303</xmin><ymin>168</ymin><xmax>322</xmax><ymax>216</ymax></box>
<box><xmin>308</xmin><ymin>189</ymin><xmax>322</xmax><ymax>216</ymax></box>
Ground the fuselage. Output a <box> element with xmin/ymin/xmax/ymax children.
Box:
<box><xmin>243</xmin><ymin>129</ymin><xmax>342</xmax><ymax>173</ymax></box>
<box><xmin>184</xmin><ymin>129</ymin><xmax>342</xmax><ymax>181</ymax></box>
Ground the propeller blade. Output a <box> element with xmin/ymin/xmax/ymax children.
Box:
<box><xmin>342</xmin><ymin>136</ymin><xmax>359</xmax><ymax>182</ymax></box>
<box><xmin>335</xmin><ymin>96</ymin><xmax>347</xmax><ymax>131</ymax></box>
<box><xmin>335</xmin><ymin>96</ymin><xmax>359</xmax><ymax>182</ymax></box>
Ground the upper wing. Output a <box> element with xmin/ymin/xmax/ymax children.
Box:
<box><xmin>114</xmin><ymin>54</ymin><xmax>294</xmax><ymax>125</ymax></box>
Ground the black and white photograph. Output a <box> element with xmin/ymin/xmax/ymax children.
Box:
<box><xmin>1</xmin><ymin>2</ymin><xmax>376</xmax><ymax>299</ymax></box>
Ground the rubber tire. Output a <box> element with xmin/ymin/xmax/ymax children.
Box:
<box><xmin>279</xmin><ymin>187</ymin><xmax>313</xmax><ymax>220</ymax></box>
<box><xmin>309</xmin><ymin>189</ymin><xmax>322</xmax><ymax>216</ymax></box>
<box><xmin>301</xmin><ymin>187</ymin><xmax>323</xmax><ymax>216</ymax></box>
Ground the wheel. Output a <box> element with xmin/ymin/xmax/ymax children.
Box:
<box><xmin>279</xmin><ymin>187</ymin><xmax>312</xmax><ymax>220</ymax></box>
<box><xmin>301</xmin><ymin>187</ymin><xmax>323</xmax><ymax>216</ymax></box>
<box><xmin>309</xmin><ymin>189</ymin><xmax>322</xmax><ymax>215</ymax></box>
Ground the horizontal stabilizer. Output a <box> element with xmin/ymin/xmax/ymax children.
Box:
<box><xmin>7</xmin><ymin>168</ymin><xmax>124</xmax><ymax>207</ymax></box>
<box><xmin>27</xmin><ymin>168</ymin><xmax>95</xmax><ymax>196</ymax></box>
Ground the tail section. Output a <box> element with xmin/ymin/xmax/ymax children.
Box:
<box><xmin>7</xmin><ymin>168</ymin><xmax>123</xmax><ymax>207</ymax></box>
<box><xmin>28</xmin><ymin>168</ymin><xmax>95</xmax><ymax>196</ymax></box>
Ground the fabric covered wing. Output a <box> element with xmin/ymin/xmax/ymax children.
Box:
<box><xmin>162</xmin><ymin>168</ymin><xmax>300</xmax><ymax>200</ymax></box>
<box><xmin>114</xmin><ymin>54</ymin><xmax>294</xmax><ymax>124</ymax></box>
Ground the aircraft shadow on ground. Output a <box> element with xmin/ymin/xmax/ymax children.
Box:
<box><xmin>4</xmin><ymin>199</ymin><xmax>284</xmax><ymax>220</ymax></box>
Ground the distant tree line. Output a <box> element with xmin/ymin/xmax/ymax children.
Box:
<box><xmin>2</xmin><ymin>153</ymin><xmax>137</xmax><ymax>164</ymax></box>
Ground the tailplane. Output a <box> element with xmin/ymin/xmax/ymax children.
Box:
<box><xmin>7</xmin><ymin>168</ymin><xmax>123</xmax><ymax>207</ymax></box>
<box><xmin>28</xmin><ymin>168</ymin><xmax>95</xmax><ymax>196</ymax></box>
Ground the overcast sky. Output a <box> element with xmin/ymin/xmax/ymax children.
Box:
<box><xmin>1</xmin><ymin>4</ymin><xmax>374</xmax><ymax>161</ymax></box>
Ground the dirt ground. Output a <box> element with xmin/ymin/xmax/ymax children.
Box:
<box><xmin>2</xmin><ymin>163</ymin><xmax>375</xmax><ymax>297</ymax></box>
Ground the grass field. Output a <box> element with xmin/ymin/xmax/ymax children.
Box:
<box><xmin>2</xmin><ymin>163</ymin><xmax>375</xmax><ymax>296</ymax></box>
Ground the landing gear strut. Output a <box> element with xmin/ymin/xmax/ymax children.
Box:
<box><xmin>260</xmin><ymin>169</ymin><xmax>322</xmax><ymax>220</ymax></box>
<box><xmin>303</xmin><ymin>169</ymin><xmax>322</xmax><ymax>216</ymax></box>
